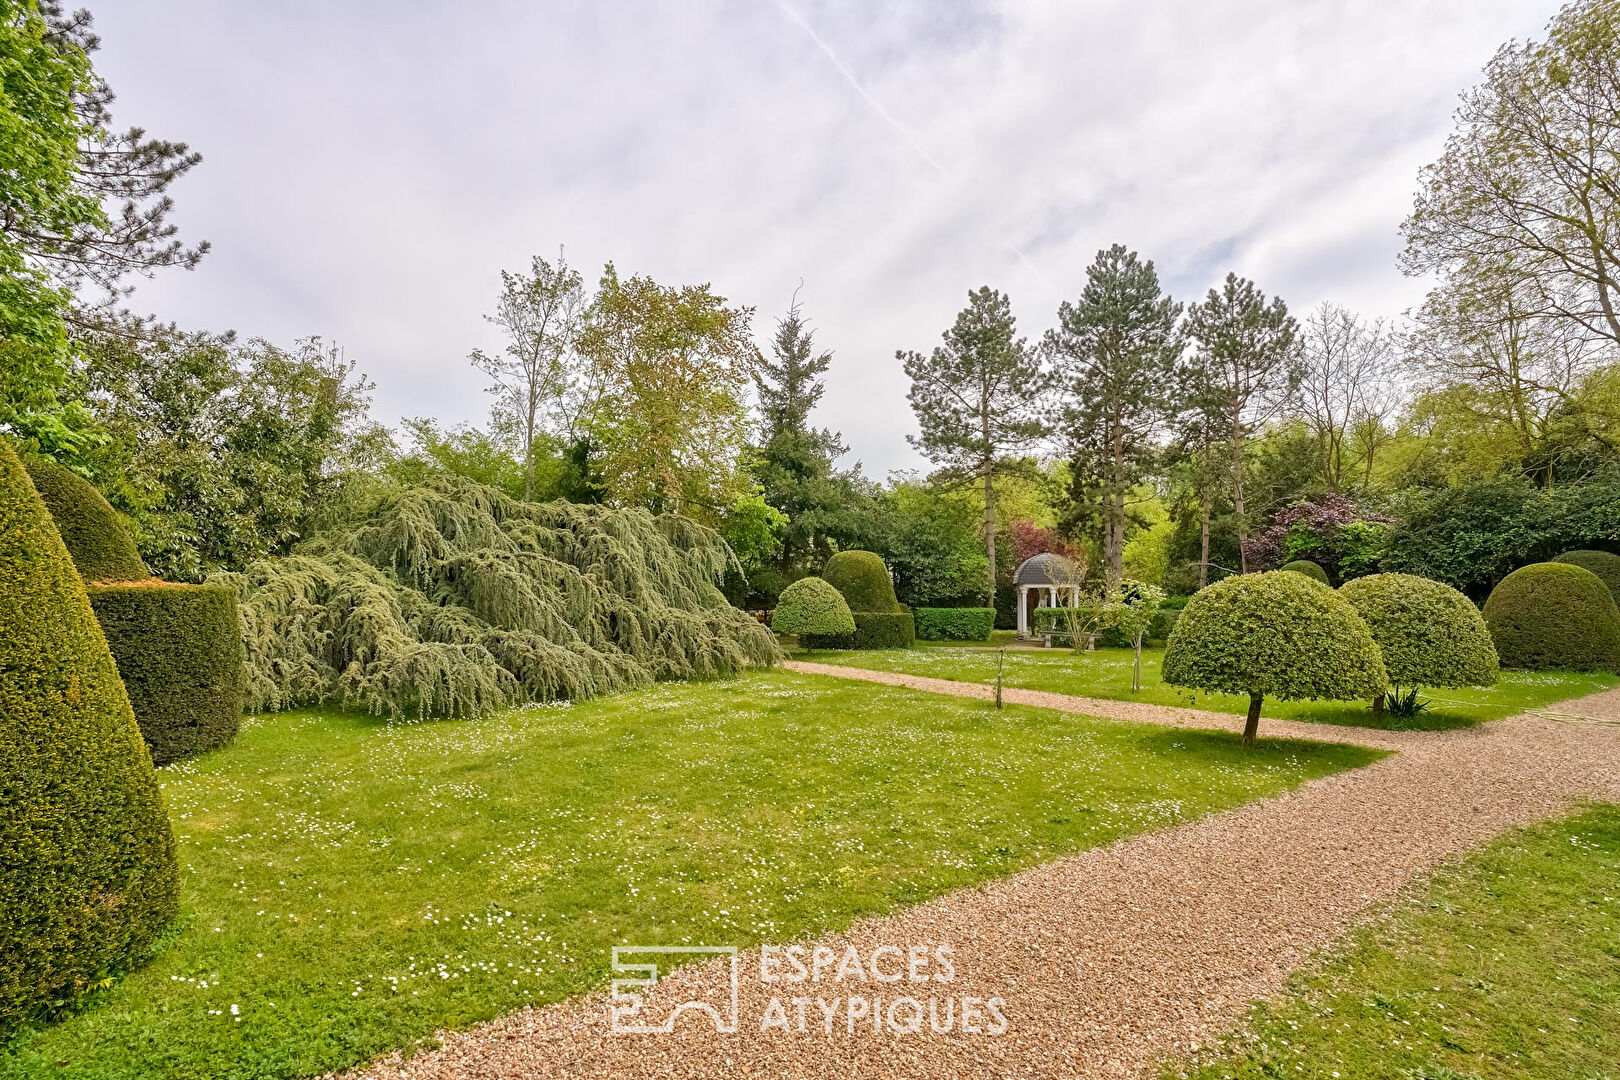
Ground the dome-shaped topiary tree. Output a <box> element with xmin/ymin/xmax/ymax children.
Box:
<box><xmin>1338</xmin><ymin>573</ymin><xmax>1498</xmax><ymax>719</ymax></box>
<box><xmin>21</xmin><ymin>456</ymin><xmax>149</xmax><ymax>583</ymax></box>
<box><xmin>1163</xmin><ymin>570</ymin><xmax>1387</xmax><ymax>745</ymax></box>
<box><xmin>0</xmin><ymin>440</ymin><xmax>178</xmax><ymax>1034</ymax></box>
<box><xmin>1280</xmin><ymin>559</ymin><xmax>1329</xmax><ymax>584</ymax></box>
<box><xmin>822</xmin><ymin>550</ymin><xmax>901</xmax><ymax>612</ymax></box>
<box><xmin>1553</xmin><ymin>549</ymin><xmax>1620</xmax><ymax>605</ymax></box>
<box><xmin>814</xmin><ymin>550</ymin><xmax>914</xmax><ymax>649</ymax></box>
<box><xmin>1482</xmin><ymin>562</ymin><xmax>1620</xmax><ymax>671</ymax></box>
<box><xmin>770</xmin><ymin>576</ymin><xmax>856</xmax><ymax>638</ymax></box>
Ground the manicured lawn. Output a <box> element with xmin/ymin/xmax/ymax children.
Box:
<box><xmin>0</xmin><ymin>670</ymin><xmax>1379</xmax><ymax>1080</ymax></box>
<box><xmin>796</xmin><ymin>645</ymin><xmax>1618</xmax><ymax>730</ymax></box>
<box><xmin>1171</xmin><ymin>803</ymin><xmax>1620</xmax><ymax>1080</ymax></box>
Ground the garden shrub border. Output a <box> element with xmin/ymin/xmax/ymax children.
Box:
<box><xmin>914</xmin><ymin>606</ymin><xmax>996</xmax><ymax>641</ymax></box>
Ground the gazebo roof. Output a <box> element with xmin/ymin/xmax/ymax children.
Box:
<box><xmin>1012</xmin><ymin>552</ymin><xmax>1081</xmax><ymax>587</ymax></box>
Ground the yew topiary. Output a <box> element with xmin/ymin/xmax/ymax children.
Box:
<box><xmin>1482</xmin><ymin>562</ymin><xmax>1620</xmax><ymax>672</ymax></box>
<box><xmin>1338</xmin><ymin>574</ymin><xmax>1498</xmax><ymax>717</ymax></box>
<box><xmin>1162</xmin><ymin>570</ymin><xmax>1387</xmax><ymax>745</ymax></box>
<box><xmin>770</xmin><ymin>577</ymin><xmax>855</xmax><ymax>638</ymax></box>
<box><xmin>1280</xmin><ymin>559</ymin><xmax>1329</xmax><ymax>584</ymax></box>
<box><xmin>821</xmin><ymin>550</ymin><xmax>901</xmax><ymax>613</ymax></box>
<box><xmin>0</xmin><ymin>440</ymin><xmax>178</xmax><ymax>1034</ymax></box>
<box><xmin>21</xmin><ymin>456</ymin><xmax>148</xmax><ymax>583</ymax></box>
<box><xmin>1553</xmin><ymin>549</ymin><xmax>1620</xmax><ymax>605</ymax></box>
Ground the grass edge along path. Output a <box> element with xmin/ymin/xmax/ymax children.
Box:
<box><xmin>793</xmin><ymin>644</ymin><xmax>1618</xmax><ymax>731</ymax></box>
<box><xmin>1167</xmin><ymin>802</ymin><xmax>1620</xmax><ymax>1080</ymax></box>
<box><xmin>0</xmin><ymin>669</ymin><xmax>1379</xmax><ymax>1080</ymax></box>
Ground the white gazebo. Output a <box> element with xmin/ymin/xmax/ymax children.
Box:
<box><xmin>1013</xmin><ymin>553</ymin><xmax>1084</xmax><ymax>638</ymax></box>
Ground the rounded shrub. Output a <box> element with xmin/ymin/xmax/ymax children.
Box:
<box><xmin>1162</xmin><ymin>570</ymin><xmax>1387</xmax><ymax>744</ymax></box>
<box><xmin>0</xmin><ymin>440</ymin><xmax>178</xmax><ymax>1034</ymax></box>
<box><xmin>1338</xmin><ymin>573</ymin><xmax>1498</xmax><ymax>691</ymax></box>
<box><xmin>87</xmin><ymin>582</ymin><xmax>247</xmax><ymax>766</ymax></box>
<box><xmin>20</xmin><ymin>456</ymin><xmax>148</xmax><ymax>583</ymax></box>
<box><xmin>1553</xmin><ymin>549</ymin><xmax>1620</xmax><ymax>605</ymax></box>
<box><xmin>1280</xmin><ymin>559</ymin><xmax>1329</xmax><ymax>584</ymax></box>
<box><xmin>821</xmin><ymin>550</ymin><xmax>901</xmax><ymax>613</ymax></box>
<box><xmin>1482</xmin><ymin>562</ymin><xmax>1620</xmax><ymax>671</ymax></box>
<box><xmin>914</xmin><ymin>607</ymin><xmax>996</xmax><ymax>641</ymax></box>
<box><xmin>770</xmin><ymin>576</ymin><xmax>856</xmax><ymax>638</ymax></box>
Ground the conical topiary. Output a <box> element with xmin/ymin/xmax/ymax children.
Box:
<box><xmin>20</xmin><ymin>456</ymin><xmax>149</xmax><ymax>583</ymax></box>
<box><xmin>0</xmin><ymin>439</ymin><xmax>179</xmax><ymax>1034</ymax></box>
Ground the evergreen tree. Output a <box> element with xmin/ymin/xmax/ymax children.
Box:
<box><xmin>1045</xmin><ymin>245</ymin><xmax>1182</xmax><ymax>588</ymax></box>
<box><xmin>1184</xmin><ymin>274</ymin><xmax>1301</xmax><ymax>573</ymax></box>
<box><xmin>900</xmin><ymin>286</ymin><xmax>1051</xmax><ymax>602</ymax></box>
<box><xmin>750</xmin><ymin>298</ymin><xmax>863</xmax><ymax>574</ymax></box>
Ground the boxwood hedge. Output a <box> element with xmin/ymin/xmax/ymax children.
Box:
<box><xmin>87</xmin><ymin>581</ymin><xmax>247</xmax><ymax>765</ymax></box>
<box><xmin>1280</xmin><ymin>559</ymin><xmax>1329</xmax><ymax>584</ymax></box>
<box><xmin>1162</xmin><ymin>570</ymin><xmax>1386</xmax><ymax>744</ymax></box>
<box><xmin>802</xmin><ymin>609</ymin><xmax>916</xmax><ymax>650</ymax></box>
<box><xmin>20</xmin><ymin>456</ymin><xmax>148</xmax><ymax>583</ymax></box>
<box><xmin>822</xmin><ymin>550</ymin><xmax>902</xmax><ymax>613</ymax></box>
<box><xmin>1482</xmin><ymin>562</ymin><xmax>1620</xmax><ymax>671</ymax></box>
<box><xmin>914</xmin><ymin>607</ymin><xmax>996</xmax><ymax>641</ymax></box>
<box><xmin>0</xmin><ymin>440</ymin><xmax>178</xmax><ymax>1035</ymax></box>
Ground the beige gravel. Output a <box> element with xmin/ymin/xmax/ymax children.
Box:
<box><xmin>347</xmin><ymin>674</ymin><xmax>1620</xmax><ymax>1080</ymax></box>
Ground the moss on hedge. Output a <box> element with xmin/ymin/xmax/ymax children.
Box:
<box><xmin>1553</xmin><ymin>549</ymin><xmax>1620</xmax><ymax>605</ymax></box>
<box><xmin>1280</xmin><ymin>559</ymin><xmax>1329</xmax><ymax>584</ymax></box>
<box><xmin>20</xmin><ymin>456</ymin><xmax>148</xmax><ymax>583</ymax></box>
<box><xmin>914</xmin><ymin>607</ymin><xmax>996</xmax><ymax>641</ymax></box>
<box><xmin>770</xmin><ymin>576</ymin><xmax>855</xmax><ymax>638</ymax></box>
<box><xmin>822</xmin><ymin>550</ymin><xmax>902</xmax><ymax>613</ymax></box>
<box><xmin>0</xmin><ymin>440</ymin><xmax>178</xmax><ymax>1035</ymax></box>
<box><xmin>1483</xmin><ymin>562</ymin><xmax>1620</xmax><ymax>672</ymax></box>
<box><xmin>1338</xmin><ymin>573</ymin><xmax>1498</xmax><ymax>689</ymax></box>
<box><xmin>87</xmin><ymin>581</ymin><xmax>247</xmax><ymax>766</ymax></box>
<box><xmin>1163</xmin><ymin>570</ymin><xmax>1386</xmax><ymax>743</ymax></box>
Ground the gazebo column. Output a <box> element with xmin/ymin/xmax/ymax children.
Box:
<box><xmin>1016</xmin><ymin>585</ymin><xmax>1029</xmax><ymax>636</ymax></box>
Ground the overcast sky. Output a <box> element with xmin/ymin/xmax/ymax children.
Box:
<box><xmin>90</xmin><ymin>0</ymin><xmax>1558</xmax><ymax>478</ymax></box>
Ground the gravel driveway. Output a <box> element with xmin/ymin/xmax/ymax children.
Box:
<box><xmin>346</xmin><ymin>670</ymin><xmax>1620</xmax><ymax>1080</ymax></box>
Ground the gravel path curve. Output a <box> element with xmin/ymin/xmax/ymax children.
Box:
<box><xmin>347</xmin><ymin>677</ymin><xmax>1620</xmax><ymax>1080</ymax></box>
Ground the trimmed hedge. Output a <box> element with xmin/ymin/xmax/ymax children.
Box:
<box><xmin>802</xmin><ymin>609</ymin><xmax>916</xmax><ymax>650</ymax></box>
<box><xmin>1280</xmin><ymin>559</ymin><xmax>1329</xmax><ymax>584</ymax></box>
<box><xmin>1163</xmin><ymin>570</ymin><xmax>1386</xmax><ymax>744</ymax></box>
<box><xmin>0</xmin><ymin>440</ymin><xmax>178</xmax><ymax>1034</ymax></box>
<box><xmin>1338</xmin><ymin>573</ymin><xmax>1498</xmax><ymax>689</ymax></box>
<box><xmin>21</xmin><ymin>456</ymin><xmax>149</xmax><ymax>583</ymax></box>
<box><xmin>770</xmin><ymin>576</ymin><xmax>855</xmax><ymax>638</ymax></box>
<box><xmin>822</xmin><ymin>550</ymin><xmax>901</xmax><ymax>613</ymax></box>
<box><xmin>1482</xmin><ymin>562</ymin><xmax>1620</xmax><ymax>671</ymax></box>
<box><xmin>915</xmin><ymin>606</ymin><xmax>996</xmax><ymax>641</ymax></box>
<box><xmin>87</xmin><ymin>581</ymin><xmax>247</xmax><ymax>766</ymax></box>
<box><xmin>1553</xmin><ymin>549</ymin><xmax>1620</xmax><ymax>605</ymax></box>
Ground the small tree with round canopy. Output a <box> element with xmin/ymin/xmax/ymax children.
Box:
<box><xmin>1162</xmin><ymin>570</ymin><xmax>1386</xmax><ymax>745</ymax></box>
<box><xmin>770</xmin><ymin>577</ymin><xmax>855</xmax><ymax>638</ymax></box>
<box><xmin>1338</xmin><ymin>573</ymin><xmax>1498</xmax><ymax>720</ymax></box>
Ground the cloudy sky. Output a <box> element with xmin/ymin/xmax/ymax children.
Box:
<box><xmin>91</xmin><ymin>0</ymin><xmax>1558</xmax><ymax>478</ymax></box>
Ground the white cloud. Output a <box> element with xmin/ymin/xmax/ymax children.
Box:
<box><xmin>91</xmin><ymin>0</ymin><xmax>1558</xmax><ymax>476</ymax></box>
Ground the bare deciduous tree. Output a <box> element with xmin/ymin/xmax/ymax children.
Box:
<box><xmin>1297</xmin><ymin>303</ymin><xmax>1403</xmax><ymax>491</ymax></box>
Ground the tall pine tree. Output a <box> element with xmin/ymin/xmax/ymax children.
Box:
<box><xmin>900</xmin><ymin>287</ymin><xmax>1051</xmax><ymax>602</ymax></box>
<box><xmin>1045</xmin><ymin>245</ymin><xmax>1182</xmax><ymax>588</ymax></box>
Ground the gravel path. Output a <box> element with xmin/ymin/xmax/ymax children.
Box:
<box><xmin>347</xmin><ymin>677</ymin><xmax>1620</xmax><ymax>1080</ymax></box>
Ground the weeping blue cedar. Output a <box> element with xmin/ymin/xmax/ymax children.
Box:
<box><xmin>212</xmin><ymin>478</ymin><xmax>780</xmax><ymax>719</ymax></box>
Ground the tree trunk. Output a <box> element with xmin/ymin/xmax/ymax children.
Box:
<box><xmin>1132</xmin><ymin>630</ymin><xmax>1143</xmax><ymax>691</ymax></box>
<box><xmin>1243</xmin><ymin>693</ymin><xmax>1262</xmax><ymax>746</ymax></box>
<box><xmin>1231</xmin><ymin>411</ymin><xmax>1248</xmax><ymax>574</ymax></box>
<box><xmin>1107</xmin><ymin>427</ymin><xmax>1125</xmax><ymax>589</ymax></box>
<box><xmin>1371</xmin><ymin>693</ymin><xmax>1385</xmax><ymax>724</ymax></box>
<box><xmin>983</xmin><ymin>466</ymin><xmax>997</xmax><ymax>607</ymax></box>
<box><xmin>1198</xmin><ymin>484</ymin><xmax>1212</xmax><ymax>590</ymax></box>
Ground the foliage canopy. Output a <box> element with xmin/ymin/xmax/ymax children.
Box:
<box><xmin>1338</xmin><ymin>573</ymin><xmax>1499</xmax><ymax>690</ymax></box>
<box><xmin>769</xmin><ymin>576</ymin><xmax>855</xmax><ymax>637</ymax></box>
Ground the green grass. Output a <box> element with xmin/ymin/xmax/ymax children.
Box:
<box><xmin>795</xmin><ymin>645</ymin><xmax>1618</xmax><ymax>730</ymax></box>
<box><xmin>1170</xmin><ymin>803</ymin><xmax>1620</xmax><ymax>1080</ymax></box>
<box><xmin>0</xmin><ymin>670</ymin><xmax>1379</xmax><ymax>1080</ymax></box>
